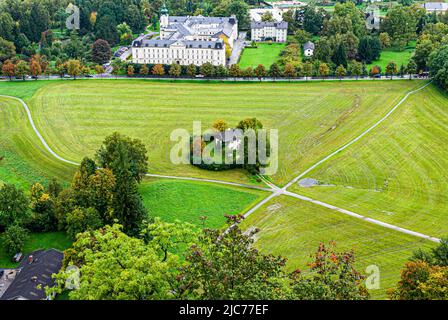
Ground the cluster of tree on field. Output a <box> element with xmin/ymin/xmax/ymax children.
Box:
<box><xmin>0</xmin><ymin>132</ymin><xmax>149</xmax><ymax>257</ymax></box>
<box><xmin>283</xmin><ymin>2</ymin><xmax>448</xmax><ymax>86</ymax></box>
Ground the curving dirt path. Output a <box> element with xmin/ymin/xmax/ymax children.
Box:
<box><xmin>0</xmin><ymin>81</ymin><xmax>441</xmax><ymax>243</ymax></box>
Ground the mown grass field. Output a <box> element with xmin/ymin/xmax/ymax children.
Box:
<box><xmin>238</xmin><ymin>43</ymin><xmax>286</xmax><ymax>69</ymax></box>
<box><xmin>141</xmin><ymin>179</ymin><xmax>267</xmax><ymax>228</ymax></box>
<box><xmin>0</xmin><ymin>231</ymin><xmax>72</xmax><ymax>268</ymax></box>
<box><xmin>291</xmin><ymin>84</ymin><xmax>448</xmax><ymax>238</ymax></box>
<box><xmin>19</xmin><ymin>79</ymin><xmax>421</xmax><ymax>186</ymax></box>
<box><xmin>0</xmin><ymin>96</ymin><xmax>77</xmax><ymax>189</ymax></box>
<box><xmin>241</xmin><ymin>196</ymin><xmax>435</xmax><ymax>299</ymax></box>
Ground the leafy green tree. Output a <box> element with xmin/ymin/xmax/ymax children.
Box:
<box><xmin>294</xmin><ymin>29</ymin><xmax>311</xmax><ymax>45</ymax></box>
<box><xmin>303</xmin><ymin>5</ymin><xmax>324</xmax><ymax>35</ymax></box>
<box><xmin>379</xmin><ymin>32</ymin><xmax>391</xmax><ymax>49</ymax></box>
<box><xmin>63</xmin><ymin>31</ymin><xmax>83</xmax><ymax>60</ymax></box>
<box><xmin>96</xmin><ymin>133</ymin><xmax>149</xmax><ymax>235</ymax></box>
<box><xmin>386</xmin><ymin>61</ymin><xmax>398</xmax><ymax>79</ymax></box>
<box><xmin>29</xmin><ymin>183</ymin><xmax>56</xmax><ymax>232</ymax></box>
<box><xmin>382</xmin><ymin>5</ymin><xmax>417</xmax><ymax>49</ymax></box>
<box><xmin>428</xmin><ymin>45</ymin><xmax>448</xmax><ymax>90</ymax></box>
<box><xmin>314</xmin><ymin>37</ymin><xmax>333</xmax><ymax>63</ymax></box>
<box><xmin>348</xmin><ymin>60</ymin><xmax>362</xmax><ymax>79</ymax></box>
<box><xmin>216</xmin><ymin>65</ymin><xmax>229</xmax><ymax>77</ymax></box>
<box><xmin>291</xmin><ymin>242</ymin><xmax>369</xmax><ymax>300</ymax></box>
<box><xmin>50</xmin><ymin>221</ymin><xmax>195</xmax><ymax>300</ymax></box>
<box><xmin>0</xmin><ymin>12</ymin><xmax>14</xmax><ymax>41</ymax></box>
<box><xmin>117</xmin><ymin>22</ymin><xmax>133</xmax><ymax>45</ymax></box>
<box><xmin>95</xmin><ymin>14</ymin><xmax>119</xmax><ymax>46</ymax></box>
<box><xmin>169</xmin><ymin>63</ymin><xmax>182</xmax><ymax>78</ymax></box>
<box><xmin>332</xmin><ymin>43</ymin><xmax>347</xmax><ymax>67</ymax></box>
<box><xmin>179</xmin><ymin>215</ymin><xmax>291</xmax><ymax>299</ymax></box>
<box><xmin>254</xmin><ymin>64</ymin><xmax>266</xmax><ymax>81</ymax></box>
<box><xmin>302</xmin><ymin>62</ymin><xmax>314</xmax><ymax>78</ymax></box>
<box><xmin>261</xmin><ymin>11</ymin><xmax>274</xmax><ymax>22</ymax></box>
<box><xmin>0</xmin><ymin>184</ymin><xmax>30</xmax><ymax>228</ymax></box>
<box><xmin>66</xmin><ymin>59</ymin><xmax>82</xmax><ymax>79</ymax></box>
<box><xmin>97</xmin><ymin>133</ymin><xmax>148</xmax><ymax>183</ymax></box>
<box><xmin>269</xmin><ymin>63</ymin><xmax>282</xmax><ymax>79</ymax></box>
<box><xmin>200</xmin><ymin>62</ymin><xmax>215</xmax><ymax>77</ymax></box>
<box><xmin>124</xmin><ymin>4</ymin><xmax>147</xmax><ymax>33</ymax></box>
<box><xmin>284</xmin><ymin>63</ymin><xmax>297</xmax><ymax>78</ymax></box>
<box><xmin>335</xmin><ymin>64</ymin><xmax>347</xmax><ymax>80</ymax></box>
<box><xmin>413</xmin><ymin>39</ymin><xmax>435</xmax><ymax>72</ymax></box>
<box><xmin>2</xmin><ymin>224</ymin><xmax>29</xmax><ymax>257</ymax></box>
<box><xmin>229</xmin><ymin>64</ymin><xmax>242</xmax><ymax>79</ymax></box>
<box><xmin>213</xmin><ymin>0</ymin><xmax>250</xmax><ymax>29</ymax></box>
<box><xmin>186</xmin><ymin>64</ymin><xmax>197</xmax><ymax>77</ymax></box>
<box><xmin>0</xmin><ymin>37</ymin><xmax>15</xmax><ymax>62</ymax></box>
<box><xmin>358</xmin><ymin>36</ymin><xmax>381</xmax><ymax>64</ymax></box>
<box><xmin>318</xmin><ymin>63</ymin><xmax>330</xmax><ymax>79</ymax></box>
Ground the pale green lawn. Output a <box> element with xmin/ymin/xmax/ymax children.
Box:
<box><xmin>241</xmin><ymin>195</ymin><xmax>435</xmax><ymax>299</ymax></box>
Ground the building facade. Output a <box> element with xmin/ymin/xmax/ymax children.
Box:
<box><xmin>250</xmin><ymin>21</ymin><xmax>288</xmax><ymax>42</ymax></box>
<box><xmin>132</xmin><ymin>7</ymin><xmax>238</xmax><ymax>66</ymax></box>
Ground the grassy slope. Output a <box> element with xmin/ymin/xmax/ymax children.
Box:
<box><xmin>241</xmin><ymin>195</ymin><xmax>435</xmax><ymax>299</ymax></box>
<box><xmin>292</xmin><ymin>84</ymin><xmax>448</xmax><ymax>238</ymax></box>
<box><xmin>140</xmin><ymin>179</ymin><xmax>267</xmax><ymax>228</ymax></box>
<box><xmin>25</xmin><ymin>79</ymin><xmax>419</xmax><ymax>186</ymax></box>
<box><xmin>238</xmin><ymin>43</ymin><xmax>286</xmax><ymax>69</ymax></box>
<box><xmin>0</xmin><ymin>232</ymin><xmax>72</xmax><ymax>268</ymax></box>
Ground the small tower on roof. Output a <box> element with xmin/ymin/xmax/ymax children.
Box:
<box><xmin>160</xmin><ymin>3</ymin><xmax>169</xmax><ymax>28</ymax></box>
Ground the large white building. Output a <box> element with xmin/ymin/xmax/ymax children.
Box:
<box><xmin>251</xmin><ymin>21</ymin><xmax>288</xmax><ymax>42</ymax></box>
<box><xmin>421</xmin><ymin>2</ymin><xmax>448</xmax><ymax>13</ymax></box>
<box><xmin>132</xmin><ymin>6</ymin><xmax>238</xmax><ymax>66</ymax></box>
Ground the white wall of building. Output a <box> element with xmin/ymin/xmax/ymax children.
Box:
<box><xmin>132</xmin><ymin>45</ymin><xmax>226</xmax><ymax>66</ymax></box>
